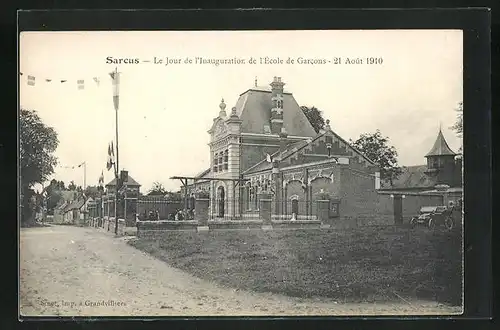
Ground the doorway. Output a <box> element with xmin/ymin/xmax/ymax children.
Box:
<box><xmin>291</xmin><ymin>199</ymin><xmax>299</xmax><ymax>216</ymax></box>
<box><xmin>217</xmin><ymin>186</ymin><xmax>225</xmax><ymax>217</ymax></box>
<box><xmin>393</xmin><ymin>195</ymin><xmax>403</xmax><ymax>224</ymax></box>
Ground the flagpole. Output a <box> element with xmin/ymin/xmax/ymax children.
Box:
<box><xmin>83</xmin><ymin>161</ymin><xmax>86</xmax><ymax>191</ymax></box>
<box><xmin>114</xmin><ymin>67</ymin><xmax>120</xmax><ymax>235</ymax></box>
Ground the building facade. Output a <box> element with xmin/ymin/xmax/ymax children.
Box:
<box><xmin>183</xmin><ymin>77</ymin><xmax>381</xmax><ymax>221</ymax></box>
<box><xmin>379</xmin><ymin>128</ymin><xmax>463</xmax><ymax>208</ymax></box>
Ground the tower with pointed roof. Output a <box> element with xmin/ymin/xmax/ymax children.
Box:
<box><xmin>424</xmin><ymin>128</ymin><xmax>458</xmax><ymax>186</ymax></box>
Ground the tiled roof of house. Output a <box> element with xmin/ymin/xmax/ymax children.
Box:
<box><xmin>233</xmin><ymin>88</ymin><xmax>317</xmax><ymax>137</ymax></box>
<box><xmin>426</xmin><ymin>129</ymin><xmax>456</xmax><ymax>157</ymax></box>
<box><xmin>194</xmin><ymin>168</ymin><xmax>211</xmax><ymax>178</ymax></box>
<box><xmin>56</xmin><ymin>200</ymin><xmax>69</xmax><ymax>210</ymax></box>
<box><xmin>243</xmin><ymin>128</ymin><xmax>376</xmax><ymax>175</ymax></box>
<box><xmin>380</xmin><ymin>165</ymin><xmax>438</xmax><ymax>190</ymax></box>
<box><xmin>63</xmin><ymin>198</ymin><xmax>86</xmax><ymax>213</ymax></box>
<box><xmin>106</xmin><ymin>175</ymin><xmax>141</xmax><ymax>187</ymax></box>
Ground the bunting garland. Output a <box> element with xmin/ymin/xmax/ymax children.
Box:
<box><xmin>19</xmin><ymin>71</ymin><xmax>105</xmax><ymax>90</ymax></box>
<box><xmin>58</xmin><ymin>162</ymin><xmax>85</xmax><ymax>170</ymax></box>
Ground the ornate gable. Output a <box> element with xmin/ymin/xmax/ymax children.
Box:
<box><xmin>281</xmin><ymin>130</ymin><xmax>376</xmax><ymax>169</ymax></box>
<box><xmin>209</xmin><ymin>117</ymin><xmax>228</xmax><ymax>141</ymax></box>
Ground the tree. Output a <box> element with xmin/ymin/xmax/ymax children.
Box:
<box><xmin>301</xmin><ymin>106</ymin><xmax>325</xmax><ymax>134</ymax></box>
<box><xmin>20</xmin><ymin>109</ymin><xmax>59</xmax><ymax>223</ymax></box>
<box><xmin>349</xmin><ymin>130</ymin><xmax>402</xmax><ymax>185</ymax></box>
<box><xmin>84</xmin><ymin>185</ymin><xmax>100</xmax><ymax>199</ymax></box>
<box><xmin>68</xmin><ymin>180</ymin><xmax>77</xmax><ymax>191</ymax></box>
<box><xmin>58</xmin><ymin>180</ymin><xmax>66</xmax><ymax>190</ymax></box>
<box><xmin>165</xmin><ymin>191</ymin><xmax>182</xmax><ymax>201</ymax></box>
<box><xmin>450</xmin><ymin>101</ymin><xmax>463</xmax><ymax>152</ymax></box>
<box><xmin>46</xmin><ymin>190</ymin><xmax>62</xmax><ymax>215</ymax></box>
<box><xmin>45</xmin><ymin>179</ymin><xmax>63</xmax><ymax>214</ymax></box>
<box><xmin>148</xmin><ymin>181</ymin><xmax>167</xmax><ymax>196</ymax></box>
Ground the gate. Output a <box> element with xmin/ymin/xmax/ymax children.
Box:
<box><xmin>393</xmin><ymin>195</ymin><xmax>403</xmax><ymax>224</ymax></box>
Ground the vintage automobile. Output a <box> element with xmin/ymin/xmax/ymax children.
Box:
<box><xmin>410</xmin><ymin>205</ymin><xmax>455</xmax><ymax>230</ymax></box>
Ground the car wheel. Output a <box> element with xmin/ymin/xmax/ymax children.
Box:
<box><xmin>445</xmin><ymin>216</ymin><xmax>454</xmax><ymax>230</ymax></box>
<box><xmin>428</xmin><ymin>218</ymin><xmax>435</xmax><ymax>230</ymax></box>
<box><xmin>410</xmin><ymin>218</ymin><xmax>417</xmax><ymax>228</ymax></box>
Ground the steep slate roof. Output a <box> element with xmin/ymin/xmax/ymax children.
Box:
<box><xmin>234</xmin><ymin>87</ymin><xmax>317</xmax><ymax>137</ymax></box>
<box><xmin>426</xmin><ymin>129</ymin><xmax>456</xmax><ymax>157</ymax></box>
<box><xmin>380</xmin><ymin>165</ymin><xmax>438</xmax><ymax>190</ymax></box>
<box><xmin>106</xmin><ymin>175</ymin><xmax>141</xmax><ymax>187</ymax></box>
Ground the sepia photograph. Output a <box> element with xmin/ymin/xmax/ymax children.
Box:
<box><xmin>19</xmin><ymin>29</ymin><xmax>464</xmax><ymax>317</ymax></box>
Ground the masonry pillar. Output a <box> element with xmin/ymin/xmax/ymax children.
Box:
<box><xmin>195</xmin><ymin>197</ymin><xmax>210</xmax><ymax>226</ymax></box>
<box><xmin>259</xmin><ymin>192</ymin><xmax>272</xmax><ymax>224</ymax></box>
<box><xmin>316</xmin><ymin>199</ymin><xmax>330</xmax><ymax>223</ymax></box>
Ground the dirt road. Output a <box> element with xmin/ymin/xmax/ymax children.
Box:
<box><xmin>20</xmin><ymin>225</ymin><xmax>461</xmax><ymax>316</ymax></box>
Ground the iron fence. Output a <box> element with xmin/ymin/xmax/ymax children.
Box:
<box><xmin>136</xmin><ymin>197</ymin><xmax>183</xmax><ymax>221</ymax></box>
<box><xmin>206</xmin><ymin>199</ymin><xmax>319</xmax><ymax>221</ymax></box>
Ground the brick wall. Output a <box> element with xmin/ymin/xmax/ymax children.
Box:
<box><xmin>240</xmin><ymin>142</ymin><xmax>280</xmax><ymax>172</ymax></box>
<box><xmin>339</xmin><ymin>166</ymin><xmax>378</xmax><ymax>219</ymax></box>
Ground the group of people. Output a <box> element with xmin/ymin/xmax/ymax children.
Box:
<box><xmin>136</xmin><ymin>208</ymin><xmax>195</xmax><ymax>222</ymax></box>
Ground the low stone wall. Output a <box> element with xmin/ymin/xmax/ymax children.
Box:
<box><xmin>271</xmin><ymin>220</ymin><xmax>322</xmax><ymax>229</ymax></box>
<box><xmin>97</xmin><ymin>217</ymin><xmax>126</xmax><ymax>235</ymax></box>
<box><xmin>208</xmin><ymin>220</ymin><xmax>263</xmax><ymax>230</ymax></box>
<box><xmin>135</xmin><ymin>219</ymin><xmax>323</xmax><ymax>236</ymax></box>
<box><xmin>137</xmin><ymin>220</ymin><xmax>199</xmax><ymax>231</ymax></box>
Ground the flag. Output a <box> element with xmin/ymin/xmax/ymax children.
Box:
<box><xmin>93</xmin><ymin>77</ymin><xmax>100</xmax><ymax>86</ymax></box>
<box><xmin>98</xmin><ymin>171</ymin><xmax>104</xmax><ymax>184</ymax></box>
<box><xmin>61</xmin><ymin>80</ymin><xmax>67</xmax><ymax>83</ymax></box>
<box><xmin>45</xmin><ymin>79</ymin><xmax>52</xmax><ymax>82</ymax></box>
<box><xmin>106</xmin><ymin>143</ymin><xmax>113</xmax><ymax>171</ymax></box>
<box><xmin>27</xmin><ymin>75</ymin><xmax>35</xmax><ymax>86</ymax></box>
<box><xmin>110</xmin><ymin>141</ymin><xmax>115</xmax><ymax>163</ymax></box>
<box><xmin>77</xmin><ymin>79</ymin><xmax>84</xmax><ymax>90</ymax></box>
<box><xmin>109</xmin><ymin>68</ymin><xmax>120</xmax><ymax>110</ymax></box>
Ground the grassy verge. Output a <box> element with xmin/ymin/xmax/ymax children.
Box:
<box><xmin>128</xmin><ymin>226</ymin><xmax>462</xmax><ymax>306</ymax></box>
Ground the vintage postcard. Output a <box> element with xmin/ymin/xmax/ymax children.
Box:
<box><xmin>19</xmin><ymin>29</ymin><xmax>464</xmax><ymax>317</ymax></box>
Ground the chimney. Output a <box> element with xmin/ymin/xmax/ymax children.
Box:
<box><xmin>279</xmin><ymin>126</ymin><xmax>288</xmax><ymax>155</ymax></box>
<box><xmin>270</xmin><ymin>77</ymin><xmax>285</xmax><ymax>134</ymax></box>
<box><xmin>270</xmin><ymin>76</ymin><xmax>285</xmax><ymax>95</ymax></box>
<box><xmin>120</xmin><ymin>170</ymin><xmax>128</xmax><ymax>183</ymax></box>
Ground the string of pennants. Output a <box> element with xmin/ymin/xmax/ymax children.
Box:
<box><xmin>19</xmin><ymin>72</ymin><xmax>104</xmax><ymax>90</ymax></box>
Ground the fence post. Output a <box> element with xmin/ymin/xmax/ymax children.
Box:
<box><xmin>316</xmin><ymin>199</ymin><xmax>330</xmax><ymax>224</ymax></box>
<box><xmin>259</xmin><ymin>192</ymin><xmax>273</xmax><ymax>226</ymax></box>
<box><xmin>195</xmin><ymin>198</ymin><xmax>210</xmax><ymax>226</ymax></box>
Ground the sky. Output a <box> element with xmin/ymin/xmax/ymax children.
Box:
<box><xmin>19</xmin><ymin>30</ymin><xmax>463</xmax><ymax>192</ymax></box>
